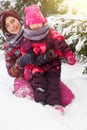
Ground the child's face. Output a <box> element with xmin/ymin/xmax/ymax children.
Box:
<box><xmin>29</xmin><ymin>23</ymin><xmax>43</xmax><ymax>30</ymax></box>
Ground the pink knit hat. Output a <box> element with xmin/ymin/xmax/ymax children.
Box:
<box><xmin>24</xmin><ymin>4</ymin><xmax>47</xmax><ymax>26</ymax></box>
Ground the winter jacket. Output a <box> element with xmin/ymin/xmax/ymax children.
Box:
<box><xmin>23</xmin><ymin>28</ymin><xmax>71</xmax><ymax>71</ymax></box>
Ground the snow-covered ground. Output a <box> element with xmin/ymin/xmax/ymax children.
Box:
<box><xmin>0</xmin><ymin>50</ymin><xmax>87</xmax><ymax>130</ymax></box>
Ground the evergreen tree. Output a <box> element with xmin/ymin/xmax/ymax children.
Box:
<box><xmin>0</xmin><ymin>0</ymin><xmax>65</xmax><ymax>16</ymax></box>
<box><xmin>47</xmin><ymin>15</ymin><xmax>87</xmax><ymax>75</ymax></box>
<box><xmin>0</xmin><ymin>0</ymin><xmax>87</xmax><ymax>75</ymax></box>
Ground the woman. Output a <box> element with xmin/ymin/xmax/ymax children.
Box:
<box><xmin>0</xmin><ymin>9</ymin><xmax>74</xmax><ymax>107</ymax></box>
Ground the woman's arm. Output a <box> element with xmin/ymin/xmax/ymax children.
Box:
<box><xmin>4</xmin><ymin>44</ymin><xmax>24</xmax><ymax>77</ymax></box>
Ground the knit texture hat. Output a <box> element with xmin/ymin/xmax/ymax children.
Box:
<box><xmin>0</xmin><ymin>10</ymin><xmax>21</xmax><ymax>33</ymax></box>
<box><xmin>24</xmin><ymin>5</ymin><xmax>47</xmax><ymax>26</ymax></box>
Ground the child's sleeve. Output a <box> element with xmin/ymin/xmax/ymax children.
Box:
<box><xmin>50</xmin><ymin>28</ymin><xmax>76</xmax><ymax>65</ymax></box>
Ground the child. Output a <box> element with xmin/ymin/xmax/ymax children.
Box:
<box><xmin>23</xmin><ymin>4</ymin><xmax>76</xmax><ymax>107</ymax></box>
<box><xmin>19</xmin><ymin>5</ymin><xmax>76</xmax><ymax>111</ymax></box>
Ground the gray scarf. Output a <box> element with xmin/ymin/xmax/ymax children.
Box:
<box><xmin>23</xmin><ymin>24</ymin><xmax>50</xmax><ymax>41</ymax></box>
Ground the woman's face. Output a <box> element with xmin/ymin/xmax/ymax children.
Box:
<box><xmin>5</xmin><ymin>16</ymin><xmax>21</xmax><ymax>34</ymax></box>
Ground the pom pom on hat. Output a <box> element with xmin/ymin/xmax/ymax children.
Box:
<box><xmin>24</xmin><ymin>4</ymin><xmax>47</xmax><ymax>26</ymax></box>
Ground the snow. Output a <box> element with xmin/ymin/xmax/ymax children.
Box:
<box><xmin>0</xmin><ymin>1</ymin><xmax>87</xmax><ymax>128</ymax></box>
<box><xmin>76</xmin><ymin>38</ymin><xmax>86</xmax><ymax>51</ymax></box>
<box><xmin>0</xmin><ymin>50</ymin><xmax>87</xmax><ymax>130</ymax></box>
<box><xmin>0</xmin><ymin>0</ymin><xmax>16</xmax><ymax>8</ymax></box>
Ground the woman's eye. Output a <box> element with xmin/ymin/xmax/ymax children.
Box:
<box><xmin>11</xmin><ymin>18</ymin><xmax>15</xmax><ymax>24</ymax></box>
<box><xmin>5</xmin><ymin>24</ymin><xmax>9</xmax><ymax>29</ymax></box>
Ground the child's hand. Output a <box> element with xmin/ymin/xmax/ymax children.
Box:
<box><xmin>32</xmin><ymin>66</ymin><xmax>44</xmax><ymax>74</ymax></box>
<box><xmin>65</xmin><ymin>51</ymin><xmax>76</xmax><ymax>65</ymax></box>
<box><xmin>32</xmin><ymin>43</ymin><xmax>46</xmax><ymax>55</ymax></box>
<box><xmin>67</xmin><ymin>56</ymin><xmax>76</xmax><ymax>65</ymax></box>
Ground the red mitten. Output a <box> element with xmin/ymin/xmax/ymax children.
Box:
<box><xmin>24</xmin><ymin>65</ymin><xmax>44</xmax><ymax>81</ymax></box>
<box><xmin>24</xmin><ymin>64</ymin><xmax>34</xmax><ymax>81</ymax></box>
<box><xmin>65</xmin><ymin>51</ymin><xmax>76</xmax><ymax>65</ymax></box>
<box><xmin>32</xmin><ymin>43</ymin><xmax>46</xmax><ymax>55</ymax></box>
<box><xmin>32</xmin><ymin>66</ymin><xmax>44</xmax><ymax>75</ymax></box>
